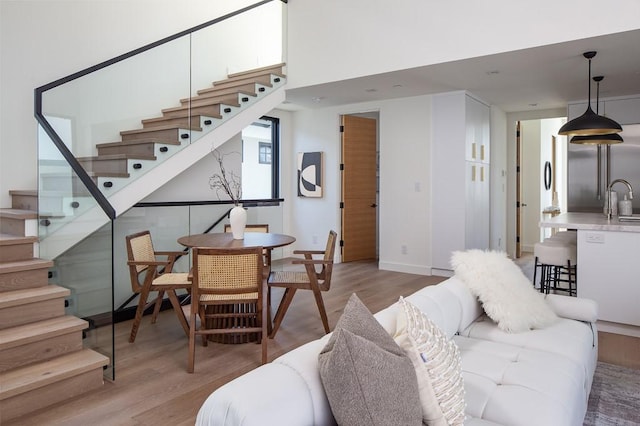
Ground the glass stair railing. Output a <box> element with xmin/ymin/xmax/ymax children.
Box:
<box><xmin>32</xmin><ymin>0</ymin><xmax>288</xmax><ymax>380</ymax></box>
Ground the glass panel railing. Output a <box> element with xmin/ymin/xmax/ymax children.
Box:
<box><xmin>38</xmin><ymin>1</ymin><xmax>285</xmax><ymax>229</ymax></box>
<box><xmin>34</xmin><ymin>0</ymin><xmax>286</xmax><ymax>380</ymax></box>
<box><xmin>46</xmin><ymin>219</ymin><xmax>115</xmax><ymax>380</ymax></box>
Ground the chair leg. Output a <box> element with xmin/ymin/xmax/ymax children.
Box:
<box><xmin>260</xmin><ymin>305</ymin><xmax>268</xmax><ymax>364</ymax></box>
<box><xmin>151</xmin><ymin>290</ymin><xmax>165</xmax><ymax>324</ymax></box>
<box><xmin>269</xmin><ymin>287</ymin><xmax>297</xmax><ymax>338</ymax></box>
<box><xmin>533</xmin><ymin>257</ymin><xmax>539</xmax><ymax>290</ymax></box>
<box><xmin>166</xmin><ymin>289</ymin><xmax>189</xmax><ymax>337</ymax></box>
<box><xmin>188</xmin><ymin>309</ymin><xmax>196</xmax><ymax>373</ymax></box>
<box><xmin>310</xmin><ymin>286</ymin><xmax>330</xmax><ymax>334</ymax></box>
<box><xmin>129</xmin><ymin>286</ymin><xmax>152</xmax><ymax>343</ymax></box>
<box><xmin>266</xmin><ymin>287</ymin><xmax>273</xmax><ymax>337</ymax></box>
<box><xmin>199</xmin><ymin>305</ymin><xmax>208</xmax><ymax>347</ymax></box>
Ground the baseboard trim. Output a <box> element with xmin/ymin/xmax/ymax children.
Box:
<box><xmin>378</xmin><ymin>261</ymin><xmax>432</xmax><ymax>276</ymax></box>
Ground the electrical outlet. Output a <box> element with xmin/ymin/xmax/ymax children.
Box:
<box><xmin>401</xmin><ymin>245</ymin><xmax>407</xmax><ymax>255</ymax></box>
<box><xmin>585</xmin><ymin>233</ymin><xmax>605</xmax><ymax>244</ymax></box>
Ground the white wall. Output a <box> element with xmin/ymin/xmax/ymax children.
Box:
<box><xmin>290</xmin><ymin>95</ymin><xmax>433</xmax><ymax>273</ymax></box>
<box><xmin>286</xmin><ymin>0</ymin><xmax>640</xmax><ymax>90</ymax></box>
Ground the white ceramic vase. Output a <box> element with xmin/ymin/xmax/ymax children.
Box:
<box><xmin>229</xmin><ymin>205</ymin><xmax>247</xmax><ymax>239</ymax></box>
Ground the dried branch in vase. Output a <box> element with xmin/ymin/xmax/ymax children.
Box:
<box><xmin>209</xmin><ymin>149</ymin><xmax>242</xmax><ymax>205</ymax></box>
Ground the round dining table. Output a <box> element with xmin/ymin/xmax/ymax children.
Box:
<box><xmin>177</xmin><ymin>232</ymin><xmax>295</xmax><ymax>250</ymax></box>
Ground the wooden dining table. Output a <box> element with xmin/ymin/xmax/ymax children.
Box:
<box><xmin>177</xmin><ymin>232</ymin><xmax>295</xmax><ymax>251</ymax></box>
<box><xmin>177</xmin><ymin>232</ymin><xmax>296</xmax><ymax>344</ymax></box>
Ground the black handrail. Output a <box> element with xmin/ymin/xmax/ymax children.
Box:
<box><xmin>33</xmin><ymin>0</ymin><xmax>287</xmax><ymax>220</ymax></box>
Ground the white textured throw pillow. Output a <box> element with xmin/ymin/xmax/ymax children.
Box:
<box><xmin>394</xmin><ymin>297</ymin><xmax>466</xmax><ymax>426</ymax></box>
<box><xmin>451</xmin><ymin>249</ymin><xmax>558</xmax><ymax>333</ymax></box>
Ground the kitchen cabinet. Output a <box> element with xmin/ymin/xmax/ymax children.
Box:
<box><xmin>540</xmin><ymin>212</ymin><xmax>640</xmax><ymax>334</ymax></box>
<box><xmin>432</xmin><ymin>92</ymin><xmax>491</xmax><ymax>274</ymax></box>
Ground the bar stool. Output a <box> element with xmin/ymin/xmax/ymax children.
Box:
<box><xmin>548</xmin><ymin>230</ymin><xmax>577</xmax><ymax>245</ymax></box>
<box><xmin>533</xmin><ymin>239</ymin><xmax>577</xmax><ymax>296</ymax></box>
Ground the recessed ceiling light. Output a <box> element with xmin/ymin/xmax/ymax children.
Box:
<box><xmin>365</xmin><ymin>88</ymin><xmax>377</xmax><ymax>93</ymax></box>
<box><xmin>311</xmin><ymin>96</ymin><xmax>324</xmax><ymax>103</ymax></box>
<box><xmin>486</xmin><ymin>70</ymin><xmax>500</xmax><ymax>75</ymax></box>
<box><xmin>529</xmin><ymin>103</ymin><xmax>538</xmax><ymax>107</ymax></box>
<box><xmin>393</xmin><ymin>84</ymin><xmax>403</xmax><ymax>88</ymax></box>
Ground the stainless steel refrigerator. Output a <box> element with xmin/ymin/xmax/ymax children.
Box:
<box><xmin>568</xmin><ymin>124</ymin><xmax>640</xmax><ymax>213</ymax></box>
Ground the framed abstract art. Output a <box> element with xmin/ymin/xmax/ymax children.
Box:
<box><xmin>297</xmin><ymin>151</ymin><xmax>323</xmax><ymax>197</ymax></box>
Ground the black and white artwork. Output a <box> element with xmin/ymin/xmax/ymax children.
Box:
<box><xmin>297</xmin><ymin>151</ymin><xmax>323</xmax><ymax>197</ymax></box>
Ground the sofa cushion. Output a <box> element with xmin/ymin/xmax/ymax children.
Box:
<box><xmin>454</xmin><ymin>335</ymin><xmax>588</xmax><ymax>426</ymax></box>
<box><xmin>318</xmin><ymin>294</ymin><xmax>422</xmax><ymax>426</ymax></box>
<box><xmin>459</xmin><ymin>314</ymin><xmax>598</xmax><ymax>395</ymax></box>
<box><xmin>394</xmin><ymin>297</ymin><xmax>466</xmax><ymax>426</ymax></box>
<box><xmin>451</xmin><ymin>249</ymin><xmax>557</xmax><ymax>333</ymax></box>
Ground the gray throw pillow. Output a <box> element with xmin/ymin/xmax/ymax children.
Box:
<box><xmin>318</xmin><ymin>293</ymin><xmax>422</xmax><ymax>426</ymax></box>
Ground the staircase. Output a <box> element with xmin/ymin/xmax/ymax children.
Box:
<box><xmin>39</xmin><ymin>63</ymin><xmax>286</xmax><ymax>260</ymax></box>
<box><xmin>0</xmin><ymin>194</ymin><xmax>110</xmax><ymax>423</ymax></box>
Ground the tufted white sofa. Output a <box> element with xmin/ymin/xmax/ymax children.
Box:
<box><xmin>196</xmin><ymin>276</ymin><xmax>598</xmax><ymax>426</ymax></box>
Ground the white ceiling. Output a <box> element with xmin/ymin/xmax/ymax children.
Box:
<box><xmin>283</xmin><ymin>29</ymin><xmax>640</xmax><ymax>114</ymax></box>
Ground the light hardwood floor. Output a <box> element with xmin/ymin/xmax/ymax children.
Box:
<box><xmin>6</xmin><ymin>259</ymin><xmax>639</xmax><ymax>425</ymax></box>
<box><xmin>6</xmin><ymin>260</ymin><xmax>445</xmax><ymax>426</ymax></box>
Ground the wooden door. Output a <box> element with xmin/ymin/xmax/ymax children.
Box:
<box><xmin>341</xmin><ymin>115</ymin><xmax>377</xmax><ymax>262</ymax></box>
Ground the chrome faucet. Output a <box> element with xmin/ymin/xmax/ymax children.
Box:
<box><xmin>607</xmin><ymin>178</ymin><xmax>634</xmax><ymax>220</ymax></box>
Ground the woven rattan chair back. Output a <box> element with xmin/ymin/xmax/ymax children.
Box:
<box><xmin>187</xmin><ymin>246</ymin><xmax>267</xmax><ymax>373</ymax></box>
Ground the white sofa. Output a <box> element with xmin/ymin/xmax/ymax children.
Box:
<box><xmin>196</xmin><ymin>276</ymin><xmax>598</xmax><ymax>426</ymax></box>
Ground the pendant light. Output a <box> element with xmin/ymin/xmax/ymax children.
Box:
<box><xmin>558</xmin><ymin>51</ymin><xmax>623</xmax><ymax>136</ymax></box>
<box><xmin>570</xmin><ymin>76</ymin><xmax>624</xmax><ymax>145</ymax></box>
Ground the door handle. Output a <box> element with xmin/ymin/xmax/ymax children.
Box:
<box><xmin>522</xmin><ymin>203</ymin><xmax>528</xmax><ymax>207</ymax></box>
<box><xmin>370</xmin><ymin>203</ymin><xmax>377</xmax><ymax>208</ymax></box>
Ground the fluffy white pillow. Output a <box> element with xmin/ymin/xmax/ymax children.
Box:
<box><xmin>394</xmin><ymin>297</ymin><xmax>466</xmax><ymax>426</ymax></box>
<box><xmin>451</xmin><ymin>249</ymin><xmax>558</xmax><ymax>333</ymax></box>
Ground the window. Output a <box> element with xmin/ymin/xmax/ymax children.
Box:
<box><xmin>240</xmin><ymin>116</ymin><xmax>280</xmax><ymax>200</ymax></box>
<box><xmin>259</xmin><ymin>142</ymin><xmax>272</xmax><ymax>164</ymax></box>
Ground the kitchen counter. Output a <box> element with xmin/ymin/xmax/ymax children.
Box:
<box><xmin>539</xmin><ymin>212</ymin><xmax>640</xmax><ymax>232</ymax></box>
<box><xmin>539</xmin><ymin>212</ymin><xmax>640</xmax><ymax>337</ymax></box>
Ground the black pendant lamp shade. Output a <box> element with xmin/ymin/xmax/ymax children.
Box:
<box><xmin>570</xmin><ymin>76</ymin><xmax>624</xmax><ymax>145</ymax></box>
<box><xmin>559</xmin><ymin>51</ymin><xmax>623</xmax><ymax>137</ymax></box>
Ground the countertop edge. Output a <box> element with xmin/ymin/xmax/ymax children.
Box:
<box><xmin>539</xmin><ymin>212</ymin><xmax>640</xmax><ymax>233</ymax></box>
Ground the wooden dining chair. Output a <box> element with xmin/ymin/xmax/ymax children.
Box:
<box><xmin>268</xmin><ymin>230</ymin><xmax>337</xmax><ymax>338</ymax></box>
<box><xmin>224</xmin><ymin>223</ymin><xmax>272</xmax><ymax>272</ymax></box>
<box><xmin>188</xmin><ymin>246</ymin><xmax>267</xmax><ymax>373</ymax></box>
<box><xmin>125</xmin><ymin>230</ymin><xmax>191</xmax><ymax>343</ymax></box>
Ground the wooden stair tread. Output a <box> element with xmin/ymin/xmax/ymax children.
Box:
<box><xmin>96</xmin><ymin>138</ymin><xmax>180</xmax><ymax>148</ymax></box>
<box><xmin>77</xmin><ymin>154</ymin><xmax>155</xmax><ymax>161</ymax></box>
<box><xmin>180</xmin><ymin>89</ymin><xmax>257</xmax><ymax>104</ymax></box>
<box><xmin>0</xmin><ymin>234</ymin><xmax>38</xmax><ymax>245</ymax></box>
<box><xmin>8</xmin><ymin>190</ymin><xmax>38</xmax><ymax>197</ymax></box>
<box><xmin>0</xmin><ymin>348</ymin><xmax>109</xmax><ymax>400</ymax></box>
<box><xmin>0</xmin><ymin>315</ymin><xmax>86</xmax><ymax>350</ymax></box>
<box><xmin>0</xmin><ymin>285</ymin><xmax>69</xmax><ymax>309</ymax></box>
<box><xmin>141</xmin><ymin>113</ymin><xmax>213</xmax><ymax>124</ymax></box>
<box><xmin>0</xmin><ymin>258</ymin><xmax>53</xmax><ymax>273</ymax></box>
<box><xmin>198</xmin><ymin>78</ymin><xmax>272</xmax><ymax>96</ymax></box>
<box><xmin>120</xmin><ymin>124</ymin><xmax>202</xmax><ymax>136</ymax></box>
<box><xmin>227</xmin><ymin>62</ymin><xmax>285</xmax><ymax>79</ymax></box>
<box><xmin>212</xmin><ymin>70</ymin><xmax>283</xmax><ymax>86</ymax></box>
<box><xmin>0</xmin><ymin>209</ymin><xmax>37</xmax><ymax>220</ymax></box>
<box><xmin>170</xmin><ymin>94</ymin><xmax>241</xmax><ymax>110</ymax></box>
